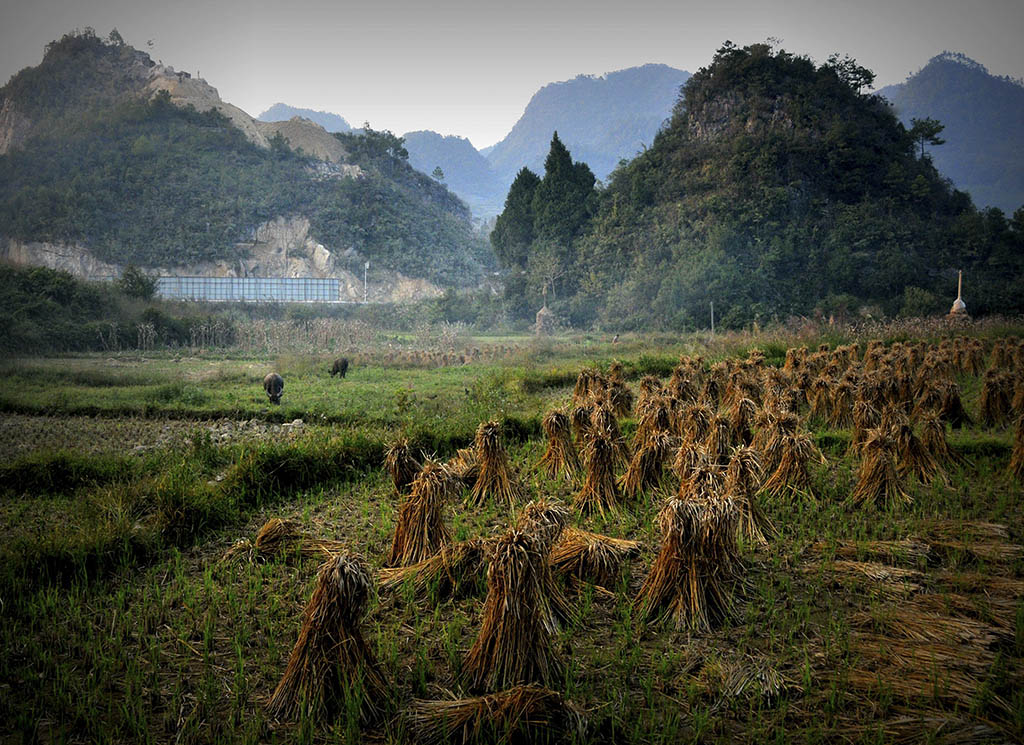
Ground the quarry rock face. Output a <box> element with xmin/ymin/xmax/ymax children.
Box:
<box><xmin>0</xmin><ymin>218</ymin><xmax>443</xmax><ymax>303</ymax></box>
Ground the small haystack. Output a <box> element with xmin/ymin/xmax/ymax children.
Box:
<box><xmin>848</xmin><ymin>428</ymin><xmax>912</xmax><ymax>508</ymax></box>
<box><xmin>384</xmin><ymin>437</ymin><xmax>420</xmax><ymax>493</ymax></box>
<box><xmin>634</xmin><ymin>492</ymin><xmax>740</xmax><ymax>631</ymax></box>
<box><xmin>550</xmin><ymin>527</ymin><xmax>641</xmax><ymax>589</ymax></box>
<box><xmin>267</xmin><ymin>554</ymin><xmax>388</xmax><ymax>722</ymax></box>
<box><xmin>574</xmin><ymin>426</ymin><xmax>621</xmax><ymax>516</ymax></box>
<box><xmin>386</xmin><ymin>459</ymin><xmax>455</xmax><ymax>567</ymax></box>
<box><xmin>538</xmin><ymin>410</ymin><xmax>580</xmax><ymax>480</ymax></box>
<box><xmin>470</xmin><ymin>420</ymin><xmax>524</xmax><ymax>508</ymax></box>
<box><xmin>463</xmin><ymin>530</ymin><xmax>563</xmax><ymax>691</ymax></box>
<box><xmin>377</xmin><ymin>538</ymin><xmax>490</xmax><ymax>599</ymax></box>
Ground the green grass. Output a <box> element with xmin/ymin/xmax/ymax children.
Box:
<box><xmin>1</xmin><ymin>330</ymin><xmax>1022</xmax><ymax>744</ymax></box>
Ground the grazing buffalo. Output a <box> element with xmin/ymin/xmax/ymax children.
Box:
<box><xmin>330</xmin><ymin>357</ymin><xmax>350</xmax><ymax>378</ymax></box>
<box><xmin>263</xmin><ymin>372</ymin><xmax>284</xmax><ymax>405</ymax></box>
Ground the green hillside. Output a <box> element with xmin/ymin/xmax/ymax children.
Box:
<box><xmin>494</xmin><ymin>43</ymin><xmax>1024</xmax><ymax>329</ymax></box>
<box><xmin>0</xmin><ymin>31</ymin><xmax>490</xmax><ymax>286</ymax></box>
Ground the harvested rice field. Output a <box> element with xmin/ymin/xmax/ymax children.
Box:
<box><xmin>1</xmin><ymin>324</ymin><xmax>1022</xmax><ymax>744</ymax></box>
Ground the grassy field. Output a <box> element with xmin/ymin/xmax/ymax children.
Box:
<box><xmin>1</xmin><ymin>324</ymin><xmax>1022</xmax><ymax>744</ymax></box>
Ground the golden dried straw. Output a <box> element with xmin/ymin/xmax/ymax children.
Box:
<box><xmin>408</xmin><ymin>684</ymin><xmax>582</xmax><ymax>745</ymax></box>
<box><xmin>538</xmin><ymin>410</ymin><xmax>580</xmax><ymax>480</ymax></box>
<box><xmin>384</xmin><ymin>437</ymin><xmax>420</xmax><ymax>493</ymax></box>
<box><xmin>516</xmin><ymin>498</ymin><xmax>575</xmax><ymax>633</ymax></box>
<box><xmin>377</xmin><ymin>538</ymin><xmax>490</xmax><ymax>599</ymax></box>
<box><xmin>470</xmin><ymin>420</ymin><xmax>524</xmax><ymax>508</ymax></box>
<box><xmin>386</xmin><ymin>459</ymin><xmax>455</xmax><ymax>567</ymax></box>
<box><xmin>634</xmin><ymin>483</ymin><xmax>740</xmax><ymax>632</ymax></box>
<box><xmin>463</xmin><ymin>530</ymin><xmax>563</xmax><ymax>691</ymax></box>
<box><xmin>267</xmin><ymin>553</ymin><xmax>388</xmax><ymax>723</ymax></box>
<box><xmin>848</xmin><ymin>427</ymin><xmax>911</xmax><ymax>508</ymax></box>
<box><xmin>574</xmin><ymin>425</ymin><xmax>621</xmax><ymax>517</ymax></box>
<box><xmin>549</xmin><ymin>527</ymin><xmax>641</xmax><ymax>589</ymax></box>
<box><xmin>619</xmin><ymin>430</ymin><xmax>674</xmax><ymax>500</ymax></box>
<box><xmin>725</xmin><ymin>446</ymin><xmax>775</xmax><ymax>548</ymax></box>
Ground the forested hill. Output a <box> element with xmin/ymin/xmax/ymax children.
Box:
<box><xmin>486</xmin><ymin>64</ymin><xmax>691</xmax><ymax>184</ymax></box>
<box><xmin>877</xmin><ymin>52</ymin><xmax>1024</xmax><ymax>214</ymax></box>
<box><xmin>0</xmin><ymin>30</ymin><xmax>491</xmax><ymax>286</ymax></box>
<box><xmin>493</xmin><ymin>43</ymin><xmax>1024</xmax><ymax>329</ymax></box>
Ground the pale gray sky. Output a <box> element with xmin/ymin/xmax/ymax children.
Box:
<box><xmin>1</xmin><ymin>0</ymin><xmax>1022</xmax><ymax>148</ymax></box>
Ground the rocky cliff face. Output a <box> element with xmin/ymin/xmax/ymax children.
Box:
<box><xmin>1</xmin><ymin>217</ymin><xmax>443</xmax><ymax>302</ymax></box>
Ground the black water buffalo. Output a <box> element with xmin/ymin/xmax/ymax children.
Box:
<box><xmin>330</xmin><ymin>357</ymin><xmax>350</xmax><ymax>378</ymax></box>
<box><xmin>263</xmin><ymin>372</ymin><xmax>284</xmax><ymax>404</ymax></box>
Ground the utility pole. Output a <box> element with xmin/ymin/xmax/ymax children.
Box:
<box><xmin>363</xmin><ymin>261</ymin><xmax>369</xmax><ymax>303</ymax></box>
<box><xmin>710</xmin><ymin>301</ymin><xmax>715</xmax><ymax>335</ymax></box>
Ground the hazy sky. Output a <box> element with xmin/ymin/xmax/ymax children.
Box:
<box><xmin>1</xmin><ymin>0</ymin><xmax>1022</xmax><ymax>148</ymax></box>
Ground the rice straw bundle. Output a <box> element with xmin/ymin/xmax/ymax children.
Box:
<box><xmin>572</xmin><ymin>369</ymin><xmax>597</xmax><ymax>406</ymax></box>
<box><xmin>807</xmin><ymin>376</ymin><xmax>832</xmax><ymax>425</ymax></box>
<box><xmin>848</xmin><ymin>428</ymin><xmax>911</xmax><ymax>508</ymax></box>
<box><xmin>672</xmin><ymin>440</ymin><xmax>710</xmax><ymax>484</ymax></box>
<box><xmin>386</xmin><ymin>459</ymin><xmax>454</xmax><ymax>566</ymax></box>
<box><xmin>408</xmin><ymin>684</ymin><xmax>582</xmax><ymax>745</ymax></box>
<box><xmin>847</xmin><ymin>398</ymin><xmax>881</xmax><ymax>456</ymax></box>
<box><xmin>267</xmin><ymin>553</ymin><xmax>388</xmax><ymax>722</ymax></box>
<box><xmin>377</xmin><ymin>538</ymin><xmax>489</xmax><ymax>598</ymax></box>
<box><xmin>938</xmin><ymin>382</ymin><xmax>972</xmax><ymax>429</ymax></box>
<box><xmin>637</xmin><ymin>374</ymin><xmax>664</xmax><ymax>404</ymax></box>
<box><xmin>634</xmin><ymin>492</ymin><xmax>740</xmax><ymax>631</ymax></box>
<box><xmin>759</xmin><ymin>412</ymin><xmax>801</xmax><ymax>474</ymax></box>
<box><xmin>550</xmin><ymin>527</ymin><xmax>641</xmax><ymax>588</ymax></box>
<box><xmin>760</xmin><ymin>431</ymin><xmax>820</xmax><ymax>499</ymax></box>
<box><xmin>1012</xmin><ymin>378</ymin><xmax>1024</xmax><ymax>418</ymax></box>
<box><xmin>620</xmin><ymin>431</ymin><xmax>674</xmax><ymax>499</ymax></box>
<box><xmin>634</xmin><ymin>395</ymin><xmax>674</xmax><ymax>444</ymax></box>
<box><xmin>827</xmin><ymin>379</ymin><xmax>856</xmax><ymax>429</ymax></box>
<box><xmin>516</xmin><ymin>499</ymin><xmax>574</xmax><ymax>633</ymax></box>
<box><xmin>463</xmin><ymin>530</ymin><xmax>563</xmax><ymax>691</ymax></box>
<box><xmin>725</xmin><ymin>446</ymin><xmax>774</xmax><ymax>547</ymax></box>
<box><xmin>727</xmin><ymin>396</ymin><xmax>757</xmax><ymax>447</ymax></box>
<box><xmin>538</xmin><ymin>410</ymin><xmax>580</xmax><ymax>480</ymax></box>
<box><xmin>224</xmin><ymin>518</ymin><xmax>344</xmax><ymax>562</ymax></box>
<box><xmin>384</xmin><ymin>437</ymin><xmax>420</xmax><ymax>493</ymax></box>
<box><xmin>470</xmin><ymin>421</ymin><xmax>524</xmax><ymax>508</ymax></box>
<box><xmin>919</xmin><ymin>413</ymin><xmax>966</xmax><ymax>468</ymax></box>
<box><xmin>979</xmin><ymin>371</ymin><xmax>1012</xmax><ymax>428</ymax></box>
<box><xmin>667</xmin><ymin>367</ymin><xmax>699</xmax><ymax>405</ymax></box>
<box><xmin>680</xmin><ymin>403</ymin><xmax>714</xmax><ymax>445</ymax></box>
<box><xmin>570</xmin><ymin>404</ymin><xmax>594</xmax><ymax>443</ymax></box>
<box><xmin>700</xmin><ymin>376</ymin><xmax>721</xmax><ymax>408</ymax></box>
<box><xmin>889</xmin><ymin>414</ymin><xmax>942</xmax><ymax>483</ymax></box>
<box><xmin>446</xmin><ymin>447</ymin><xmax>479</xmax><ymax>485</ymax></box>
<box><xmin>574</xmin><ymin>426</ymin><xmax>620</xmax><ymax>516</ymax></box>
<box><xmin>591</xmin><ymin>404</ymin><xmax>630</xmax><ymax>467</ymax></box>
<box><xmin>703</xmin><ymin>415</ymin><xmax>734</xmax><ymax>466</ymax></box>
<box><xmin>1010</xmin><ymin>415</ymin><xmax>1024</xmax><ymax>481</ymax></box>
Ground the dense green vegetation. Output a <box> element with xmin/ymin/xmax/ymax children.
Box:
<box><xmin>493</xmin><ymin>43</ymin><xmax>1024</xmax><ymax>330</ymax></box>
<box><xmin>0</xmin><ymin>31</ymin><xmax>490</xmax><ymax>285</ymax></box>
<box><xmin>879</xmin><ymin>52</ymin><xmax>1024</xmax><ymax>214</ymax></box>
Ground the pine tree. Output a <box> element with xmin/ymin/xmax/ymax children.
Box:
<box><xmin>491</xmin><ymin>167</ymin><xmax>541</xmax><ymax>270</ymax></box>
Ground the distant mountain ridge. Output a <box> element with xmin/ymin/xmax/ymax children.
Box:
<box><xmin>258</xmin><ymin>103</ymin><xmax>352</xmax><ymax>133</ymax></box>
<box><xmin>485</xmin><ymin>63</ymin><xmax>691</xmax><ymax>184</ymax></box>
<box><xmin>401</xmin><ymin>130</ymin><xmax>499</xmax><ymax>218</ymax></box>
<box><xmin>877</xmin><ymin>52</ymin><xmax>1024</xmax><ymax>214</ymax></box>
